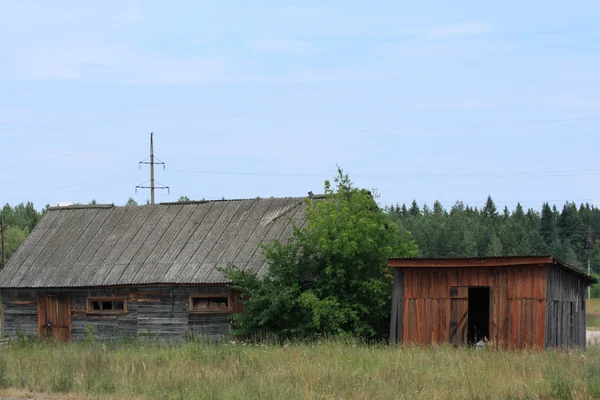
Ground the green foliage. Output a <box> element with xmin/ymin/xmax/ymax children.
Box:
<box><xmin>591</xmin><ymin>274</ymin><xmax>600</xmax><ymax>298</ymax></box>
<box><xmin>0</xmin><ymin>202</ymin><xmax>43</xmax><ymax>269</ymax></box>
<box><xmin>485</xmin><ymin>234</ymin><xmax>503</xmax><ymax>256</ymax></box>
<box><xmin>85</xmin><ymin>323</ymin><xmax>97</xmax><ymax>343</ymax></box>
<box><xmin>3</xmin><ymin>225</ymin><xmax>28</xmax><ymax>262</ymax></box>
<box><xmin>177</xmin><ymin>196</ymin><xmax>191</xmax><ymax>202</ymax></box>
<box><xmin>225</xmin><ymin>168</ymin><xmax>418</xmax><ymax>339</ymax></box>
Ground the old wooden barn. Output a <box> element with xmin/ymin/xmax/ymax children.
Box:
<box><xmin>0</xmin><ymin>197</ymin><xmax>312</xmax><ymax>341</ymax></box>
<box><xmin>389</xmin><ymin>256</ymin><xmax>597</xmax><ymax>349</ymax></box>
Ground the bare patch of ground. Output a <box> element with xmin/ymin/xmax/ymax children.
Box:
<box><xmin>587</xmin><ymin>330</ymin><xmax>600</xmax><ymax>345</ymax></box>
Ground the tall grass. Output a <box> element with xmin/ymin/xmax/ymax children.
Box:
<box><xmin>0</xmin><ymin>339</ymin><xmax>599</xmax><ymax>399</ymax></box>
<box><xmin>587</xmin><ymin>298</ymin><xmax>600</xmax><ymax>329</ymax></box>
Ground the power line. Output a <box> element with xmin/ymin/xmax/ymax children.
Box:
<box><xmin>153</xmin><ymin>116</ymin><xmax>600</xmax><ymax>138</ymax></box>
<box><xmin>168</xmin><ymin>168</ymin><xmax>600</xmax><ymax>180</ymax></box>
<box><xmin>55</xmin><ymin>172</ymin><xmax>134</xmax><ymax>191</ymax></box>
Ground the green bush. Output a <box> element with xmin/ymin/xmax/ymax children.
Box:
<box><xmin>591</xmin><ymin>274</ymin><xmax>600</xmax><ymax>298</ymax></box>
<box><xmin>225</xmin><ymin>169</ymin><xmax>418</xmax><ymax>340</ymax></box>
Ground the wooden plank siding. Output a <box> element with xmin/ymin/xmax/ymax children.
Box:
<box><xmin>2</xmin><ymin>285</ymin><xmax>240</xmax><ymax>341</ymax></box>
<box><xmin>399</xmin><ymin>265</ymin><xmax>548</xmax><ymax>349</ymax></box>
<box><xmin>389</xmin><ymin>269</ymin><xmax>403</xmax><ymax>344</ymax></box>
<box><xmin>545</xmin><ymin>265</ymin><xmax>587</xmax><ymax>348</ymax></box>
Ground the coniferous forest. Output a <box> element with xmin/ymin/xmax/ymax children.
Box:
<box><xmin>387</xmin><ymin>196</ymin><xmax>600</xmax><ymax>279</ymax></box>
<box><xmin>2</xmin><ymin>196</ymin><xmax>600</xmax><ymax>293</ymax></box>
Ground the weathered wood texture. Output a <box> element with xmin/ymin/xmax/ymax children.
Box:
<box><xmin>0</xmin><ymin>198</ymin><xmax>311</xmax><ymax>288</ymax></box>
<box><xmin>545</xmin><ymin>265</ymin><xmax>587</xmax><ymax>348</ymax></box>
<box><xmin>2</xmin><ymin>285</ymin><xmax>237</xmax><ymax>341</ymax></box>
<box><xmin>389</xmin><ymin>269</ymin><xmax>403</xmax><ymax>344</ymax></box>
<box><xmin>398</xmin><ymin>265</ymin><xmax>548</xmax><ymax>349</ymax></box>
<box><xmin>38</xmin><ymin>294</ymin><xmax>71</xmax><ymax>341</ymax></box>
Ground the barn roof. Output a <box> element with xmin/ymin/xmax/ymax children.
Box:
<box><xmin>0</xmin><ymin>197</ymin><xmax>313</xmax><ymax>288</ymax></box>
<box><xmin>388</xmin><ymin>256</ymin><xmax>598</xmax><ymax>284</ymax></box>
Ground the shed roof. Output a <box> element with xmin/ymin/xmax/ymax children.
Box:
<box><xmin>0</xmin><ymin>197</ymin><xmax>311</xmax><ymax>288</ymax></box>
<box><xmin>388</xmin><ymin>256</ymin><xmax>597</xmax><ymax>284</ymax></box>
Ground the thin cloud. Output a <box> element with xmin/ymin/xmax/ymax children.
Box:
<box><xmin>252</xmin><ymin>39</ymin><xmax>314</xmax><ymax>53</ymax></box>
<box><xmin>427</xmin><ymin>22</ymin><xmax>493</xmax><ymax>38</ymax></box>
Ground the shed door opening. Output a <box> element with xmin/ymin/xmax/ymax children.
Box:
<box><xmin>467</xmin><ymin>287</ymin><xmax>490</xmax><ymax>344</ymax></box>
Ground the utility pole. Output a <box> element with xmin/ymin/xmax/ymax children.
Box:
<box><xmin>589</xmin><ymin>259</ymin><xmax>592</xmax><ymax>300</ymax></box>
<box><xmin>587</xmin><ymin>227</ymin><xmax>594</xmax><ymax>300</ymax></box>
<box><xmin>136</xmin><ymin>132</ymin><xmax>169</xmax><ymax>204</ymax></box>
<box><xmin>0</xmin><ymin>218</ymin><xmax>5</xmax><ymax>269</ymax></box>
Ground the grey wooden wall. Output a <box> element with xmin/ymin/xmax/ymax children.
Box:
<box><xmin>2</xmin><ymin>285</ymin><xmax>234</xmax><ymax>341</ymax></box>
<box><xmin>389</xmin><ymin>268</ymin><xmax>404</xmax><ymax>345</ymax></box>
<box><xmin>545</xmin><ymin>266</ymin><xmax>587</xmax><ymax>348</ymax></box>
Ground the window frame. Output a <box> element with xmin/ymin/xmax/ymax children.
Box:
<box><xmin>188</xmin><ymin>294</ymin><xmax>231</xmax><ymax>314</ymax></box>
<box><xmin>86</xmin><ymin>297</ymin><xmax>128</xmax><ymax>315</ymax></box>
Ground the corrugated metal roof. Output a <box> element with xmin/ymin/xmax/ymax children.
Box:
<box><xmin>0</xmin><ymin>197</ymin><xmax>310</xmax><ymax>288</ymax></box>
<box><xmin>388</xmin><ymin>255</ymin><xmax>598</xmax><ymax>284</ymax></box>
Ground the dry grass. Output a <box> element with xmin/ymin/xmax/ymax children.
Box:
<box><xmin>0</xmin><ymin>340</ymin><xmax>598</xmax><ymax>400</ymax></box>
<box><xmin>587</xmin><ymin>298</ymin><xmax>600</xmax><ymax>329</ymax></box>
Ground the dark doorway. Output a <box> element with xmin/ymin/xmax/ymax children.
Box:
<box><xmin>467</xmin><ymin>287</ymin><xmax>489</xmax><ymax>344</ymax></box>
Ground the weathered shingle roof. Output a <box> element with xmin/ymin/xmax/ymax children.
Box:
<box><xmin>0</xmin><ymin>197</ymin><xmax>311</xmax><ymax>288</ymax></box>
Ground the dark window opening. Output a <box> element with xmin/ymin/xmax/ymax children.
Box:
<box><xmin>467</xmin><ymin>287</ymin><xmax>490</xmax><ymax>344</ymax></box>
<box><xmin>570</xmin><ymin>302</ymin><xmax>574</xmax><ymax>327</ymax></box>
<box><xmin>189</xmin><ymin>296</ymin><xmax>229</xmax><ymax>312</ymax></box>
<box><xmin>87</xmin><ymin>298</ymin><xmax>126</xmax><ymax>313</ymax></box>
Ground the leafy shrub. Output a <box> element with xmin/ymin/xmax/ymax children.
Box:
<box><xmin>225</xmin><ymin>169</ymin><xmax>418</xmax><ymax>340</ymax></box>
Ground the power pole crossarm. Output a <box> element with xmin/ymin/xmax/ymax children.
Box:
<box><xmin>136</xmin><ymin>132</ymin><xmax>169</xmax><ymax>205</ymax></box>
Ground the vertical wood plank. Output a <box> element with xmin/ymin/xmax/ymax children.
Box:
<box><xmin>389</xmin><ymin>268</ymin><xmax>400</xmax><ymax>345</ymax></box>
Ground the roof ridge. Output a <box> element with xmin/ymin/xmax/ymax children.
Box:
<box><xmin>159</xmin><ymin>195</ymin><xmax>325</xmax><ymax>206</ymax></box>
<box><xmin>47</xmin><ymin>204</ymin><xmax>114</xmax><ymax>210</ymax></box>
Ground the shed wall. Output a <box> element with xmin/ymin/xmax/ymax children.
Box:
<box><xmin>545</xmin><ymin>266</ymin><xmax>587</xmax><ymax>348</ymax></box>
<box><xmin>399</xmin><ymin>265</ymin><xmax>547</xmax><ymax>348</ymax></box>
<box><xmin>2</xmin><ymin>285</ymin><xmax>237</xmax><ymax>341</ymax></box>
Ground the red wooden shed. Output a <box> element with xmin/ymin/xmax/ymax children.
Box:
<box><xmin>388</xmin><ymin>256</ymin><xmax>597</xmax><ymax>349</ymax></box>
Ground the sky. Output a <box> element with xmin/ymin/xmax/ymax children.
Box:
<box><xmin>1</xmin><ymin>1</ymin><xmax>599</xmax><ymax>211</ymax></box>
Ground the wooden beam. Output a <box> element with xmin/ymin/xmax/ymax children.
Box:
<box><xmin>388</xmin><ymin>256</ymin><xmax>553</xmax><ymax>269</ymax></box>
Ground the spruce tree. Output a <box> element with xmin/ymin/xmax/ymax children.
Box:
<box><xmin>540</xmin><ymin>202</ymin><xmax>556</xmax><ymax>245</ymax></box>
<box><xmin>409</xmin><ymin>200</ymin><xmax>420</xmax><ymax>216</ymax></box>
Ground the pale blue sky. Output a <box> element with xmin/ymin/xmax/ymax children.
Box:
<box><xmin>1</xmin><ymin>1</ymin><xmax>599</xmax><ymax>210</ymax></box>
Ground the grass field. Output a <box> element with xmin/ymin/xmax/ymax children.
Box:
<box><xmin>588</xmin><ymin>298</ymin><xmax>600</xmax><ymax>329</ymax></box>
<box><xmin>0</xmin><ymin>340</ymin><xmax>598</xmax><ymax>400</ymax></box>
<box><xmin>1</xmin><ymin>299</ymin><xmax>600</xmax><ymax>400</ymax></box>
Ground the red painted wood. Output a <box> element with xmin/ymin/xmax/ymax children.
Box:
<box><xmin>400</xmin><ymin>264</ymin><xmax>548</xmax><ymax>349</ymax></box>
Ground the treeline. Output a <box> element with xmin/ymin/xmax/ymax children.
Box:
<box><xmin>386</xmin><ymin>196</ymin><xmax>600</xmax><ymax>273</ymax></box>
<box><xmin>0</xmin><ymin>202</ymin><xmax>43</xmax><ymax>268</ymax></box>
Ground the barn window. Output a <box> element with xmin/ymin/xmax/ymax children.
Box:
<box><xmin>189</xmin><ymin>295</ymin><xmax>230</xmax><ymax>313</ymax></box>
<box><xmin>87</xmin><ymin>297</ymin><xmax>127</xmax><ymax>314</ymax></box>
